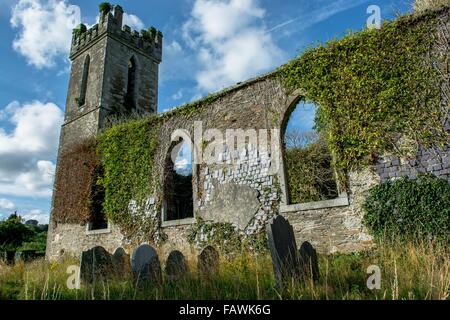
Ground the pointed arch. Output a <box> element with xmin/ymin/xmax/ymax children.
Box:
<box><xmin>163</xmin><ymin>138</ymin><xmax>194</xmax><ymax>222</ymax></box>
<box><xmin>280</xmin><ymin>96</ymin><xmax>339</xmax><ymax>205</ymax></box>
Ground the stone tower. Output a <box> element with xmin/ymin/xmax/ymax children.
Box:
<box><xmin>46</xmin><ymin>5</ymin><xmax>162</xmax><ymax>260</ymax></box>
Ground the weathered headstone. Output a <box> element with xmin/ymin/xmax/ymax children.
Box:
<box><xmin>266</xmin><ymin>215</ymin><xmax>299</xmax><ymax>286</ymax></box>
<box><xmin>112</xmin><ymin>247</ymin><xmax>131</xmax><ymax>279</ymax></box>
<box><xmin>14</xmin><ymin>252</ymin><xmax>23</xmax><ymax>264</ymax></box>
<box><xmin>80</xmin><ymin>246</ymin><xmax>114</xmax><ymax>284</ymax></box>
<box><xmin>165</xmin><ymin>250</ymin><xmax>188</xmax><ymax>278</ymax></box>
<box><xmin>131</xmin><ymin>244</ymin><xmax>162</xmax><ymax>284</ymax></box>
<box><xmin>298</xmin><ymin>241</ymin><xmax>319</xmax><ymax>281</ymax></box>
<box><xmin>197</xmin><ymin>246</ymin><xmax>219</xmax><ymax>275</ymax></box>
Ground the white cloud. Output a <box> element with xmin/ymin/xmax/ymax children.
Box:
<box><xmin>0</xmin><ymin>101</ymin><xmax>63</xmax><ymax>197</ymax></box>
<box><xmin>267</xmin><ymin>0</ymin><xmax>369</xmax><ymax>35</ymax></box>
<box><xmin>21</xmin><ymin>209</ymin><xmax>49</xmax><ymax>224</ymax></box>
<box><xmin>0</xmin><ymin>198</ymin><xmax>15</xmax><ymax>210</ymax></box>
<box><xmin>171</xmin><ymin>90</ymin><xmax>183</xmax><ymax>101</ymax></box>
<box><xmin>123</xmin><ymin>13</ymin><xmax>145</xmax><ymax>31</ymax></box>
<box><xmin>175</xmin><ymin>158</ymin><xmax>189</xmax><ymax>170</ymax></box>
<box><xmin>10</xmin><ymin>0</ymin><xmax>81</xmax><ymax>68</ymax></box>
<box><xmin>182</xmin><ymin>0</ymin><xmax>285</xmax><ymax>92</ymax></box>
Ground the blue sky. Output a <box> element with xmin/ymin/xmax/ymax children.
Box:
<box><xmin>0</xmin><ymin>0</ymin><xmax>412</xmax><ymax>223</ymax></box>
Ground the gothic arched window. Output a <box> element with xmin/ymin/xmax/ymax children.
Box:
<box><xmin>163</xmin><ymin>139</ymin><xmax>194</xmax><ymax>221</ymax></box>
<box><xmin>125</xmin><ymin>56</ymin><xmax>137</xmax><ymax>110</ymax></box>
<box><xmin>282</xmin><ymin>99</ymin><xmax>339</xmax><ymax>204</ymax></box>
<box><xmin>78</xmin><ymin>55</ymin><xmax>90</xmax><ymax>107</ymax></box>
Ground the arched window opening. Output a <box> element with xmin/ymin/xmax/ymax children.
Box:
<box><xmin>282</xmin><ymin>100</ymin><xmax>339</xmax><ymax>204</ymax></box>
<box><xmin>164</xmin><ymin>140</ymin><xmax>194</xmax><ymax>221</ymax></box>
<box><xmin>88</xmin><ymin>165</ymin><xmax>108</xmax><ymax>230</ymax></box>
<box><xmin>78</xmin><ymin>55</ymin><xmax>90</xmax><ymax>107</ymax></box>
<box><xmin>125</xmin><ymin>56</ymin><xmax>137</xmax><ymax>111</ymax></box>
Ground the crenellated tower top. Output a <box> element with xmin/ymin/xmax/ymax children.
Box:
<box><xmin>70</xmin><ymin>5</ymin><xmax>162</xmax><ymax>63</ymax></box>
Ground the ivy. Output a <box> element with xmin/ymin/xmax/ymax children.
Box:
<box><xmin>362</xmin><ymin>174</ymin><xmax>450</xmax><ymax>243</ymax></box>
<box><xmin>280</xmin><ymin>8</ymin><xmax>448</xmax><ymax>170</ymax></box>
<box><xmin>97</xmin><ymin>116</ymin><xmax>160</xmax><ymax>235</ymax></box>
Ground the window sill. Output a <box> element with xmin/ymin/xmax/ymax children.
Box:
<box><xmin>85</xmin><ymin>222</ymin><xmax>111</xmax><ymax>235</ymax></box>
<box><xmin>161</xmin><ymin>217</ymin><xmax>196</xmax><ymax>228</ymax></box>
<box><xmin>280</xmin><ymin>195</ymin><xmax>349</xmax><ymax>213</ymax></box>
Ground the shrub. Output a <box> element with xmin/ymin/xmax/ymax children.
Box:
<box><xmin>363</xmin><ymin>174</ymin><xmax>450</xmax><ymax>242</ymax></box>
<box><xmin>72</xmin><ymin>24</ymin><xmax>87</xmax><ymax>38</ymax></box>
<box><xmin>98</xmin><ymin>2</ymin><xmax>112</xmax><ymax>13</ymax></box>
<box><xmin>284</xmin><ymin>138</ymin><xmax>339</xmax><ymax>203</ymax></box>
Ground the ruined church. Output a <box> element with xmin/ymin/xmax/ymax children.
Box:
<box><xmin>45</xmin><ymin>5</ymin><xmax>449</xmax><ymax>260</ymax></box>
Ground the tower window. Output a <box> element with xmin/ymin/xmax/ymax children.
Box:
<box><xmin>78</xmin><ymin>55</ymin><xmax>90</xmax><ymax>107</ymax></box>
<box><xmin>125</xmin><ymin>57</ymin><xmax>137</xmax><ymax>111</ymax></box>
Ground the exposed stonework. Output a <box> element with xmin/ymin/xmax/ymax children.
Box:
<box><xmin>46</xmin><ymin>222</ymin><xmax>127</xmax><ymax>261</ymax></box>
<box><xmin>201</xmin><ymin>183</ymin><xmax>261</xmax><ymax>230</ymax></box>
<box><xmin>376</xmin><ymin>143</ymin><xmax>450</xmax><ymax>183</ymax></box>
<box><xmin>282</xmin><ymin>168</ymin><xmax>378</xmax><ymax>254</ymax></box>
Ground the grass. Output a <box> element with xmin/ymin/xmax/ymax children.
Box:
<box><xmin>0</xmin><ymin>239</ymin><xmax>448</xmax><ymax>300</ymax></box>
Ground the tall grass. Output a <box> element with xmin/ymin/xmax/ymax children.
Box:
<box><xmin>0</xmin><ymin>239</ymin><xmax>448</xmax><ymax>300</ymax></box>
<box><xmin>413</xmin><ymin>0</ymin><xmax>449</xmax><ymax>12</ymax></box>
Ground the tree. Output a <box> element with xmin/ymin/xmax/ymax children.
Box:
<box><xmin>0</xmin><ymin>213</ymin><xmax>35</xmax><ymax>251</ymax></box>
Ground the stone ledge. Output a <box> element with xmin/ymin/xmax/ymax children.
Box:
<box><xmin>280</xmin><ymin>195</ymin><xmax>349</xmax><ymax>213</ymax></box>
<box><xmin>85</xmin><ymin>222</ymin><xmax>111</xmax><ymax>235</ymax></box>
<box><xmin>161</xmin><ymin>217</ymin><xmax>196</xmax><ymax>228</ymax></box>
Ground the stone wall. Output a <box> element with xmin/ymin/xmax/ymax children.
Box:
<box><xmin>282</xmin><ymin>169</ymin><xmax>377</xmax><ymax>254</ymax></box>
<box><xmin>376</xmin><ymin>144</ymin><xmax>450</xmax><ymax>183</ymax></box>
<box><xmin>46</xmin><ymin>222</ymin><xmax>126</xmax><ymax>261</ymax></box>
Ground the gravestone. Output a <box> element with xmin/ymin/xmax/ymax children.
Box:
<box><xmin>14</xmin><ymin>252</ymin><xmax>23</xmax><ymax>264</ymax></box>
<box><xmin>298</xmin><ymin>241</ymin><xmax>319</xmax><ymax>281</ymax></box>
<box><xmin>197</xmin><ymin>246</ymin><xmax>219</xmax><ymax>275</ymax></box>
<box><xmin>266</xmin><ymin>215</ymin><xmax>299</xmax><ymax>286</ymax></box>
<box><xmin>80</xmin><ymin>246</ymin><xmax>114</xmax><ymax>284</ymax></box>
<box><xmin>112</xmin><ymin>247</ymin><xmax>131</xmax><ymax>279</ymax></box>
<box><xmin>165</xmin><ymin>250</ymin><xmax>188</xmax><ymax>278</ymax></box>
<box><xmin>131</xmin><ymin>244</ymin><xmax>162</xmax><ymax>284</ymax></box>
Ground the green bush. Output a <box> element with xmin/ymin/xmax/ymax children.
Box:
<box><xmin>285</xmin><ymin>139</ymin><xmax>339</xmax><ymax>203</ymax></box>
<box><xmin>363</xmin><ymin>174</ymin><xmax>450</xmax><ymax>242</ymax></box>
<box><xmin>72</xmin><ymin>23</ymin><xmax>87</xmax><ymax>38</ymax></box>
<box><xmin>98</xmin><ymin>2</ymin><xmax>112</xmax><ymax>13</ymax></box>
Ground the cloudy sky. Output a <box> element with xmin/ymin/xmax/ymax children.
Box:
<box><xmin>0</xmin><ymin>0</ymin><xmax>411</xmax><ymax>223</ymax></box>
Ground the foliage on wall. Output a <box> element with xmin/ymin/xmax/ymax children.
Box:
<box><xmin>72</xmin><ymin>24</ymin><xmax>87</xmax><ymax>38</ymax></box>
<box><xmin>362</xmin><ymin>174</ymin><xmax>450</xmax><ymax>243</ymax></box>
<box><xmin>186</xmin><ymin>218</ymin><xmax>268</xmax><ymax>254</ymax></box>
<box><xmin>52</xmin><ymin>139</ymin><xmax>100</xmax><ymax>224</ymax></box>
<box><xmin>97</xmin><ymin>116</ymin><xmax>160</xmax><ymax>236</ymax></box>
<box><xmin>280</xmin><ymin>7</ymin><xmax>448</xmax><ymax>171</ymax></box>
